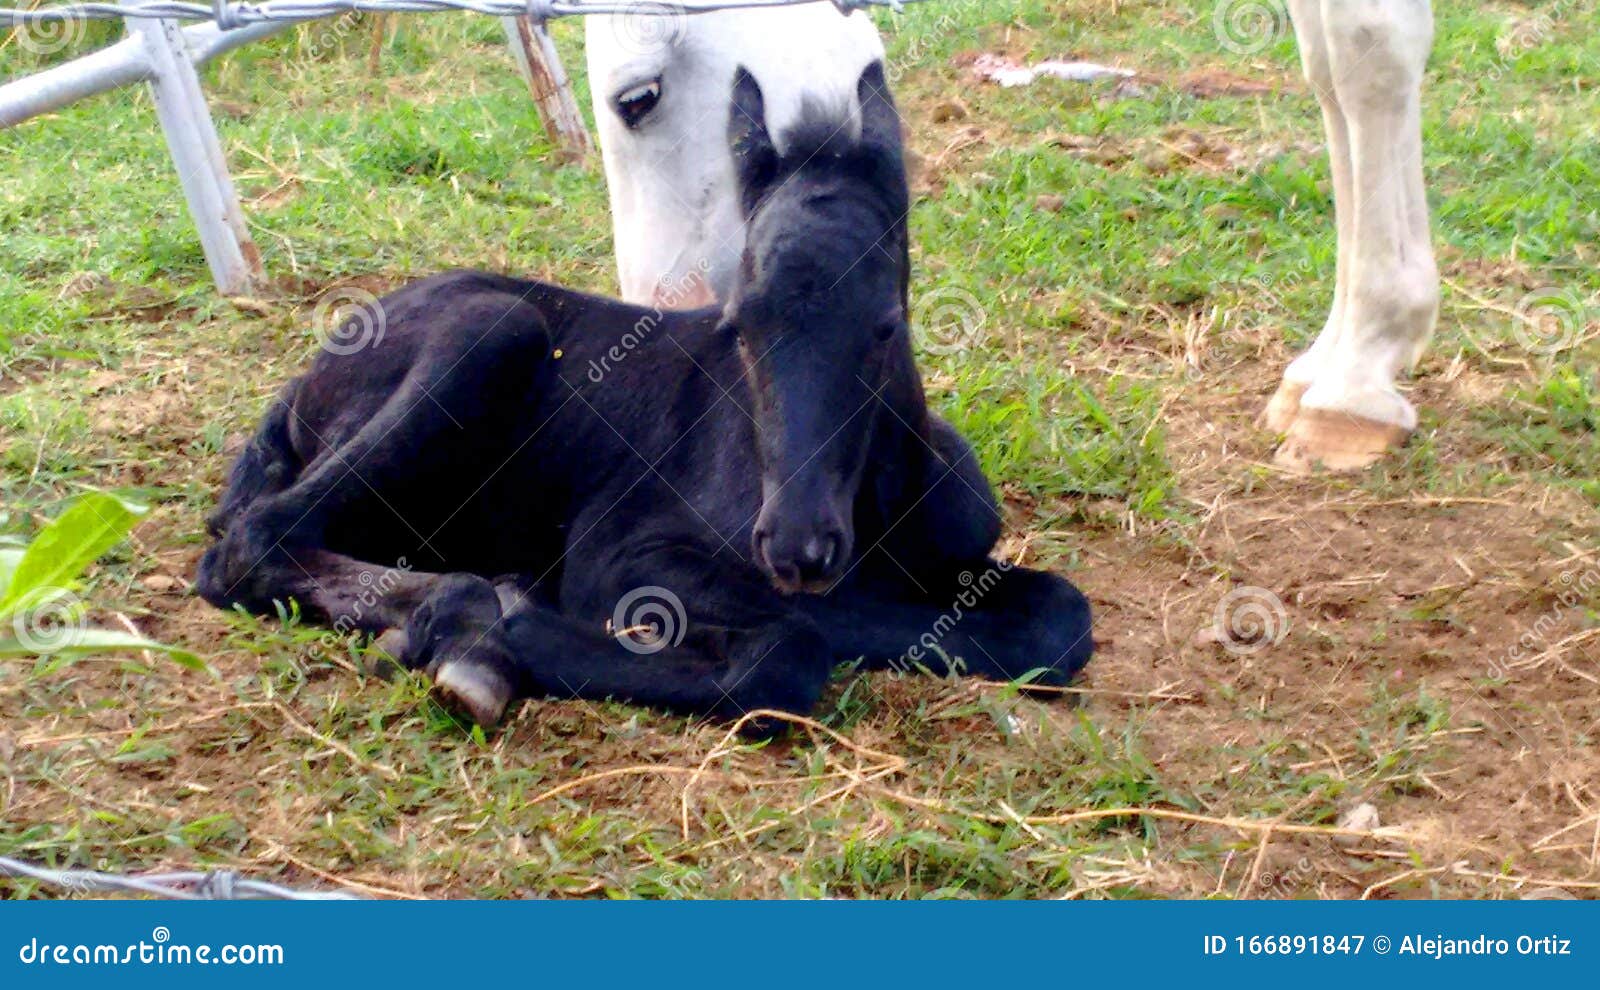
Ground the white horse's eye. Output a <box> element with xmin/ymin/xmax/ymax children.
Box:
<box><xmin>613</xmin><ymin>79</ymin><xmax>663</xmax><ymax>130</ymax></box>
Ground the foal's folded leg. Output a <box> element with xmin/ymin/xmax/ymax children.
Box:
<box><xmin>795</xmin><ymin>561</ymin><xmax>1093</xmax><ymax>687</ymax></box>
<box><xmin>402</xmin><ymin>556</ymin><xmax>833</xmax><ymax>733</ymax></box>
<box><xmin>195</xmin><ymin>376</ymin><xmax>455</xmax><ymax>627</ymax></box>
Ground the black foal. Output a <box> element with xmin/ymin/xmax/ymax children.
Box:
<box><xmin>198</xmin><ymin>63</ymin><xmax>1093</xmax><ymax>731</ymax></box>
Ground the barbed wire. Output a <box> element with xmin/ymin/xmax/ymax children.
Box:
<box><xmin>1</xmin><ymin>0</ymin><xmax>924</xmax><ymax>29</ymax></box>
<box><xmin>0</xmin><ymin>855</ymin><xmax>363</xmax><ymax>900</ymax></box>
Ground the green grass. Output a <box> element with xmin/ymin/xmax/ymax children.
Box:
<box><xmin>1</xmin><ymin>1</ymin><xmax>1597</xmax><ymax>899</ymax></box>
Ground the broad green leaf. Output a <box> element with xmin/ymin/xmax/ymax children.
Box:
<box><xmin>0</xmin><ymin>547</ymin><xmax>22</xmax><ymax>599</ymax></box>
<box><xmin>0</xmin><ymin>628</ymin><xmax>206</xmax><ymax>670</ymax></box>
<box><xmin>0</xmin><ymin>493</ymin><xmax>148</xmax><ymax>614</ymax></box>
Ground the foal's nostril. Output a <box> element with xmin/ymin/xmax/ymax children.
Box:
<box><xmin>795</xmin><ymin>533</ymin><xmax>842</xmax><ymax>581</ymax></box>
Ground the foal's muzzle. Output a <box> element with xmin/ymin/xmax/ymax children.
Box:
<box><xmin>752</xmin><ymin>514</ymin><xmax>851</xmax><ymax>595</ymax></box>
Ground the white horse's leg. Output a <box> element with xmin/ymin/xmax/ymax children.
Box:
<box><xmin>1263</xmin><ymin>0</ymin><xmax>1350</xmax><ymax>432</ymax></box>
<box><xmin>1269</xmin><ymin>0</ymin><xmax>1439</xmax><ymax>471</ymax></box>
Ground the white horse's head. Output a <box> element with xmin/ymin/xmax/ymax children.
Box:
<box><xmin>585</xmin><ymin>3</ymin><xmax>884</xmax><ymax>308</ymax></box>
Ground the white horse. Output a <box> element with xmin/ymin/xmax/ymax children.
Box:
<box><xmin>584</xmin><ymin>0</ymin><xmax>1439</xmax><ymax>471</ymax></box>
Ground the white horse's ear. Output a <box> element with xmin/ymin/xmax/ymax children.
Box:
<box><xmin>729</xmin><ymin>66</ymin><xmax>778</xmax><ymax>215</ymax></box>
<box><xmin>856</xmin><ymin>61</ymin><xmax>900</xmax><ymax>155</ymax></box>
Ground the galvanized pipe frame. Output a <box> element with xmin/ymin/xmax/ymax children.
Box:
<box><xmin>2</xmin><ymin>0</ymin><xmax>916</xmax><ymax>28</ymax></box>
<box><xmin>0</xmin><ymin>9</ymin><xmax>604</xmax><ymax>293</ymax></box>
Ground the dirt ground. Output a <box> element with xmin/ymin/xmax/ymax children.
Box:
<box><xmin>5</xmin><ymin>328</ymin><xmax>1596</xmax><ymax>899</ymax></box>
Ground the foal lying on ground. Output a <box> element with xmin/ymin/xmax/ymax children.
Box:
<box><xmin>198</xmin><ymin>63</ymin><xmax>1092</xmax><ymax>732</ymax></box>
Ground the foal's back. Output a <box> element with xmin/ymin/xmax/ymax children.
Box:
<box><xmin>278</xmin><ymin>271</ymin><xmax>753</xmax><ymax>572</ymax></box>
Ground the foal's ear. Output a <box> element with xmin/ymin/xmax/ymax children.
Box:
<box><xmin>728</xmin><ymin>65</ymin><xmax>778</xmax><ymax>216</ymax></box>
<box><xmin>856</xmin><ymin>61</ymin><xmax>901</xmax><ymax>156</ymax></box>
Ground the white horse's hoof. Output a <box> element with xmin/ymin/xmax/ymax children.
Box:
<box><xmin>1258</xmin><ymin>380</ymin><xmax>1308</xmax><ymax>434</ymax></box>
<box><xmin>1273</xmin><ymin>407</ymin><xmax>1411</xmax><ymax>473</ymax></box>
<box><xmin>433</xmin><ymin>660</ymin><xmax>513</xmax><ymax>728</ymax></box>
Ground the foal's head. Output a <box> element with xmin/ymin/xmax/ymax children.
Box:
<box><xmin>721</xmin><ymin>61</ymin><xmax>921</xmax><ymax>593</ymax></box>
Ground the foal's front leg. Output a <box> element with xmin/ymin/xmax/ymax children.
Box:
<box><xmin>816</xmin><ymin>415</ymin><xmax>1092</xmax><ymax>685</ymax></box>
<box><xmin>400</xmin><ymin>543</ymin><xmax>832</xmax><ymax>733</ymax></box>
<box><xmin>797</xmin><ymin>562</ymin><xmax>1094</xmax><ymax>686</ymax></box>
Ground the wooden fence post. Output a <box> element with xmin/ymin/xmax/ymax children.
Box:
<box><xmin>500</xmin><ymin>16</ymin><xmax>593</xmax><ymax>161</ymax></box>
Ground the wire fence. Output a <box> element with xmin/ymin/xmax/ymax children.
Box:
<box><xmin>4</xmin><ymin>0</ymin><xmax>923</xmax><ymax>29</ymax></box>
<box><xmin>1</xmin><ymin>0</ymin><xmax>929</xmax><ymax>293</ymax></box>
<box><xmin>0</xmin><ymin>855</ymin><xmax>364</xmax><ymax>900</ymax></box>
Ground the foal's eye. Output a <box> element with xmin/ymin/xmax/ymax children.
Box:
<box><xmin>717</xmin><ymin>319</ymin><xmax>746</xmax><ymax>350</ymax></box>
<box><xmin>872</xmin><ymin>320</ymin><xmax>900</xmax><ymax>344</ymax></box>
<box><xmin>612</xmin><ymin>78</ymin><xmax>662</xmax><ymax>130</ymax></box>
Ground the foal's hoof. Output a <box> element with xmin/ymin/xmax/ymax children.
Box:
<box><xmin>365</xmin><ymin>628</ymin><xmax>409</xmax><ymax>680</ymax></box>
<box><xmin>1273</xmin><ymin>408</ymin><xmax>1411</xmax><ymax>474</ymax></box>
<box><xmin>433</xmin><ymin>660</ymin><xmax>513</xmax><ymax>728</ymax></box>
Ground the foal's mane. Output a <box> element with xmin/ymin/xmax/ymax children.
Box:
<box><xmin>771</xmin><ymin>96</ymin><xmax>909</xmax><ymax>228</ymax></box>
